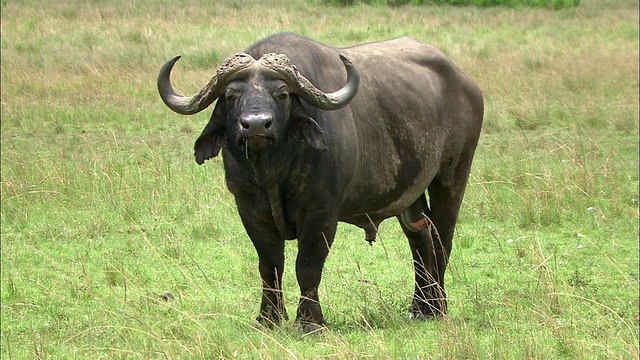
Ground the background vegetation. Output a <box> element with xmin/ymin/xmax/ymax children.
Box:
<box><xmin>1</xmin><ymin>0</ymin><xmax>638</xmax><ymax>358</ymax></box>
<box><xmin>316</xmin><ymin>0</ymin><xmax>580</xmax><ymax>10</ymax></box>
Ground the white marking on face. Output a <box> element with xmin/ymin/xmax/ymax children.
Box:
<box><xmin>252</xmin><ymin>83</ymin><xmax>265</xmax><ymax>91</ymax></box>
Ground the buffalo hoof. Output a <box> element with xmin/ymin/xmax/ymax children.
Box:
<box><xmin>295</xmin><ymin>321</ymin><xmax>327</xmax><ymax>334</ymax></box>
<box><xmin>407</xmin><ymin>302</ymin><xmax>446</xmax><ymax>322</ymax></box>
<box><xmin>252</xmin><ymin>320</ymin><xmax>267</xmax><ymax>330</ymax></box>
<box><xmin>254</xmin><ymin>315</ymin><xmax>286</xmax><ymax>329</ymax></box>
<box><xmin>407</xmin><ymin>311</ymin><xmax>445</xmax><ymax>321</ymax></box>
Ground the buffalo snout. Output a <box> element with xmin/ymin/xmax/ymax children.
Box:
<box><xmin>239</xmin><ymin>113</ymin><xmax>275</xmax><ymax>138</ymax></box>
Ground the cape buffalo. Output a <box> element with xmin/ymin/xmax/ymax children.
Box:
<box><xmin>158</xmin><ymin>33</ymin><xmax>483</xmax><ymax>332</ymax></box>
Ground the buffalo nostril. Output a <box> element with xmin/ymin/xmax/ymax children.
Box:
<box><xmin>240</xmin><ymin>114</ymin><xmax>273</xmax><ymax>133</ymax></box>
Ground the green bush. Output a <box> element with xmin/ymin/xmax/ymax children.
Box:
<box><xmin>316</xmin><ymin>0</ymin><xmax>579</xmax><ymax>8</ymax></box>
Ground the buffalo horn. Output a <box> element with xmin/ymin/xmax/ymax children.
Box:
<box><xmin>157</xmin><ymin>53</ymin><xmax>255</xmax><ymax>115</ymax></box>
<box><xmin>158</xmin><ymin>52</ymin><xmax>359</xmax><ymax>115</ymax></box>
<box><xmin>257</xmin><ymin>53</ymin><xmax>360</xmax><ymax>110</ymax></box>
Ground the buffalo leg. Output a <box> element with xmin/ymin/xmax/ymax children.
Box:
<box><xmin>253</xmin><ymin>238</ymin><xmax>287</xmax><ymax>327</ymax></box>
<box><xmin>237</xmin><ymin>201</ymin><xmax>288</xmax><ymax>327</ymax></box>
<box><xmin>294</xmin><ymin>217</ymin><xmax>337</xmax><ymax>332</ymax></box>
<box><xmin>405</xmin><ymin>154</ymin><xmax>475</xmax><ymax>319</ymax></box>
<box><xmin>398</xmin><ymin>193</ymin><xmax>448</xmax><ymax>320</ymax></box>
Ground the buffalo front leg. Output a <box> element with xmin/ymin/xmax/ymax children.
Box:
<box><xmin>294</xmin><ymin>218</ymin><xmax>337</xmax><ymax>332</ymax></box>
<box><xmin>237</xmin><ymin>201</ymin><xmax>288</xmax><ymax>327</ymax></box>
<box><xmin>254</xmin><ymin>239</ymin><xmax>288</xmax><ymax>327</ymax></box>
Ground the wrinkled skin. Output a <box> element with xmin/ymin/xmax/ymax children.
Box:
<box><xmin>159</xmin><ymin>33</ymin><xmax>483</xmax><ymax>331</ymax></box>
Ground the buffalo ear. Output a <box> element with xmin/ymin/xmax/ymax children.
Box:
<box><xmin>194</xmin><ymin>100</ymin><xmax>227</xmax><ymax>164</ymax></box>
<box><xmin>293</xmin><ymin>113</ymin><xmax>327</xmax><ymax>150</ymax></box>
<box><xmin>291</xmin><ymin>99</ymin><xmax>327</xmax><ymax>151</ymax></box>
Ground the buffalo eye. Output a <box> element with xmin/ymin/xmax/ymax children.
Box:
<box><xmin>225</xmin><ymin>88</ymin><xmax>241</xmax><ymax>105</ymax></box>
<box><xmin>273</xmin><ymin>87</ymin><xmax>289</xmax><ymax>102</ymax></box>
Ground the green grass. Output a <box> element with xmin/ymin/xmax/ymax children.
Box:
<box><xmin>1</xmin><ymin>0</ymin><xmax>638</xmax><ymax>358</ymax></box>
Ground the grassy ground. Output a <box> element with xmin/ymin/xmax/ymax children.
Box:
<box><xmin>1</xmin><ymin>0</ymin><xmax>638</xmax><ymax>358</ymax></box>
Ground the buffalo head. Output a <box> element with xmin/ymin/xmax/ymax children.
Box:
<box><xmin>158</xmin><ymin>52</ymin><xmax>360</xmax><ymax>162</ymax></box>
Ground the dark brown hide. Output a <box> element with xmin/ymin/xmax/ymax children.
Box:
<box><xmin>158</xmin><ymin>33</ymin><xmax>483</xmax><ymax>331</ymax></box>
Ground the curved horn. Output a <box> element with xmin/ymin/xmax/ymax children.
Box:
<box><xmin>157</xmin><ymin>53</ymin><xmax>255</xmax><ymax>115</ymax></box>
<box><xmin>258</xmin><ymin>53</ymin><xmax>360</xmax><ymax>110</ymax></box>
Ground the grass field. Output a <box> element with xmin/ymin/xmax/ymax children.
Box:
<box><xmin>1</xmin><ymin>0</ymin><xmax>638</xmax><ymax>358</ymax></box>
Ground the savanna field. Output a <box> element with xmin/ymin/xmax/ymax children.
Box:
<box><xmin>1</xmin><ymin>0</ymin><xmax>638</xmax><ymax>358</ymax></box>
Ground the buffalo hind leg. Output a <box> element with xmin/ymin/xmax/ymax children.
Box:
<box><xmin>404</xmin><ymin>154</ymin><xmax>475</xmax><ymax>320</ymax></box>
<box><xmin>398</xmin><ymin>193</ymin><xmax>447</xmax><ymax>320</ymax></box>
